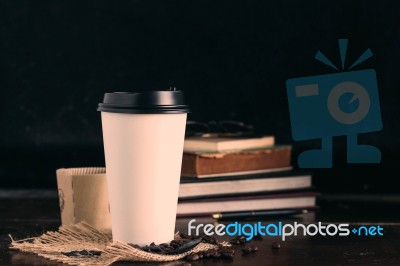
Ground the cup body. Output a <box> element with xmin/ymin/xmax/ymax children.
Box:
<box><xmin>101</xmin><ymin>111</ymin><xmax>187</xmax><ymax>245</ymax></box>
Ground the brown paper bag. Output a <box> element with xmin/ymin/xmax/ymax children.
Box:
<box><xmin>56</xmin><ymin>167</ymin><xmax>111</xmax><ymax>230</ymax></box>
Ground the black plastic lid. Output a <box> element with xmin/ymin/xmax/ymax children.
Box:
<box><xmin>97</xmin><ymin>89</ymin><xmax>190</xmax><ymax>114</ymax></box>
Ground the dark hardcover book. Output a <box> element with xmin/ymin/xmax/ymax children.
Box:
<box><xmin>178</xmin><ymin>171</ymin><xmax>312</xmax><ymax>199</ymax></box>
<box><xmin>176</xmin><ymin>191</ymin><xmax>319</xmax><ymax>217</ymax></box>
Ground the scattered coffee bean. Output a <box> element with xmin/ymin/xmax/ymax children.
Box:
<box><xmin>170</xmin><ymin>240</ymin><xmax>182</xmax><ymax>248</ymax></box>
<box><xmin>251</xmin><ymin>245</ymin><xmax>258</xmax><ymax>252</ymax></box>
<box><xmin>62</xmin><ymin>251</ymin><xmax>79</xmax><ymax>257</ymax></box>
<box><xmin>181</xmin><ymin>263</ymin><xmax>192</xmax><ymax>266</ymax></box>
<box><xmin>78</xmin><ymin>250</ymin><xmax>91</xmax><ymax>256</ymax></box>
<box><xmin>202</xmin><ymin>235</ymin><xmax>217</xmax><ymax>244</ymax></box>
<box><xmin>142</xmin><ymin>245</ymin><xmax>151</xmax><ymax>251</ymax></box>
<box><xmin>242</xmin><ymin>245</ymin><xmax>259</xmax><ymax>254</ymax></box>
<box><xmin>220</xmin><ymin>247</ymin><xmax>235</xmax><ymax>254</ymax></box>
<box><xmin>185</xmin><ymin>253</ymin><xmax>200</xmax><ymax>261</ymax></box>
<box><xmin>238</xmin><ymin>236</ymin><xmax>247</xmax><ymax>243</ymax></box>
<box><xmin>229</xmin><ymin>238</ymin><xmax>240</xmax><ymax>245</ymax></box>
<box><xmin>159</xmin><ymin>243</ymin><xmax>169</xmax><ymax>248</ymax></box>
<box><xmin>210</xmin><ymin>251</ymin><xmax>221</xmax><ymax>258</ymax></box>
<box><xmin>271</xmin><ymin>242</ymin><xmax>281</xmax><ymax>249</ymax></box>
<box><xmin>128</xmin><ymin>243</ymin><xmax>141</xmax><ymax>249</ymax></box>
<box><xmin>202</xmin><ymin>250</ymin><xmax>211</xmax><ymax>258</ymax></box>
<box><xmin>242</xmin><ymin>247</ymin><xmax>253</xmax><ymax>254</ymax></box>
<box><xmin>164</xmin><ymin>246</ymin><xmax>174</xmax><ymax>251</ymax></box>
<box><xmin>229</xmin><ymin>235</ymin><xmax>247</xmax><ymax>245</ymax></box>
<box><xmin>122</xmin><ymin>234</ymin><xmax>266</xmax><ymax>263</ymax></box>
<box><xmin>179</xmin><ymin>232</ymin><xmax>190</xmax><ymax>239</ymax></box>
<box><xmin>62</xmin><ymin>250</ymin><xmax>101</xmax><ymax>257</ymax></box>
<box><xmin>220</xmin><ymin>247</ymin><xmax>235</xmax><ymax>259</ymax></box>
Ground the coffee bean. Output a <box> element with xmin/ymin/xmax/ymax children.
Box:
<box><xmin>220</xmin><ymin>247</ymin><xmax>235</xmax><ymax>254</ymax></box>
<box><xmin>128</xmin><ymin>243</ymin><xmax>141</xmax><ymax>249</ymax></box>
<box><xmin>179</xmin><ymin>232</ymin><xmax>190</xmax><ymax>239</ymax></box>
<box><xmin>185</xmin><ymin>253</ymin><xmax>200</xmax><ymax>261</ymax></box>
<box><xmin>181</xmin><ymin>263</ymin><xmax>192</xmax><ymax>266</ymax></box>
<box><xmin>78</xmin><ymin>250</ymin><xmax>92</xmax><ymax>256</ymax></box>
<box><xmin>238</xmin><ymin>236</ymin><xmax>247</xmax><ymax>243</ymax></box>
<box><xmin>229</xmin><ymin>235</ymin><xmax>247</xmax><ymax>245</ymax></box>
<box><xmin>220</xmin><ymin>252</ymin><xmax>235</xmax><ymax>259</ymax></box>
<box><xmin>159</xmin><ymin>243</ymin><xmax>169</xmax><ymax>248</ymax></box>
<box><xmin>271</xmin><ymin>242</ymin><xmax>281</xmax><ymax>249</ymax></box>
<box><xmin>170</xmin><ymin>241</ymin><xmax>181</xmax><ymax>249</ymax></box>
<box><xmin>62</xmin><ymin>249</ymin><xmax>101</xmax><ymax>257</ymax></box>
<box><xmin>201</xmin><ymin>235</ymin><xmax>217</xmax><ymax>244</ymax></box>
<box><xmin>220</xmin><ymin>247</ymin><xmax>235</xmax><ymax>259</ymax></box>
<box><xmin>202</xmin><ymin>251</ymin><xmax>211</xmax><ymax>258</ymax></box>
<box><xmin>210</xmin><ymin>251</ymin><xmax>221</xmax><ymax>258</ymax></box>
<box><xmin>164</xmin><ymin>246</ymin><xmax>174</xmax><ymax>251</ymax></box>
<box><xmin>62</xmin><ymin>251</ymin><xmax>79</xmax><ymax>257</ymax></box>
<box><xmin>229</xmin><ymin>238</ymin><xmax>241</xmax><ymax>245</ymax></box>
<box><xmin>150</xmin><ymin>242</ymin><xmax>156</xmax><ymax>246</ymax></box>
<box><xmin>242</xmin><ymin>245</ymin><xmax>258</xmax><ymax>254</ymax></box>
<box><xmin>142</xmin><ymin>245</ymin><xmax>151</xmax><ymax>251</ymax></box>
<box><xmin>88</xmin><ymin>250</ymin><xmax>102</xmax><ymax>256</ymax></box>
<box><xmin>242</xmin><ymin>247</ymin><xmax>253</xmax><ymax>254</ymax></box>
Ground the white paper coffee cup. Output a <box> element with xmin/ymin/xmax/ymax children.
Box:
<box><xmin>98</xmin><ymin>89</ymin><xmax>189</xmax><ymax>245</ymax></box>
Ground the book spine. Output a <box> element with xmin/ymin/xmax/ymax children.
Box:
<box><xmin>181</xmin><ymin>146</ymin><xmax>291</xmax><ymax>177</ymax></box>
<box><xmin>181</xmin><ymin>153</ymin><xmax>197</xmax><ymax>176</ymax></box>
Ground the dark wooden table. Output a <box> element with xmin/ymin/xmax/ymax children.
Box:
<box><xmin>1</xmin><ymin>191</ymin><xmax>400</xmax><ymax>265</ymax></box>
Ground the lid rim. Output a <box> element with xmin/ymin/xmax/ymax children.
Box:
<box><xmin>98</xmin><ymin>103</ymin><xmax>189</xmax><ymax>108</ymax></box>
<box><xmin>97</xmin><ymin>107</ymin><xmax>190</xmax><ymax>114</ymax></box>
<box><xmin>98</xmin><ymin>90</ymin><xmax>190</xmax><ymax>114</ymax></box>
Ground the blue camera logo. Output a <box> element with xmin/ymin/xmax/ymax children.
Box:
<box><xmin>286</xmin><ymin>39</ymin><xmax>382</xmax><ymax>168</ymax></box>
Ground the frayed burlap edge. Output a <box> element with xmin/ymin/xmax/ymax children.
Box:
<box><xmin>9</xmin><ymin>222</ymin><xmax>226</xmax><ymax>265</ymax></box>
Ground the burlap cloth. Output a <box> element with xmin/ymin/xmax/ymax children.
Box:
<box><xmin>10</xmin><ymin>222</ymin><xmax>224</xmax><ymax>265</ymax></box>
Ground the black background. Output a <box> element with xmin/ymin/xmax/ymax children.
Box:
<box><xmin>0</xmin><ymin>0</ymin><xmax>399</xmax><ymax>193</ymax></box>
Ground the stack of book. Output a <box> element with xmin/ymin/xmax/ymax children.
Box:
<box><xmin>177</xmin><ymin>136</ymin><xmax>317</xmax><ymax>217</ymax></box>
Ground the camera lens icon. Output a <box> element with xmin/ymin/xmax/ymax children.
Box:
<box><xmin>327</xmin><ymin>81</ymin><xmax>371</xmax><ymax>125</ymax></box>
<box><xmin>286</xmin><ymin>69</ymin><xmax>382</xmax><ymax>167</ymax></box>
<box><xmin>286</xmin><ymin>39</ymin><xmax>382</xmax><ymax>168</ymax></box>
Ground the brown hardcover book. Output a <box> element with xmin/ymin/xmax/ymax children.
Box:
<box><xmin>181</xmin><ymin>145</ymin><xmax>292</xmax><ymax>178</ymax></box>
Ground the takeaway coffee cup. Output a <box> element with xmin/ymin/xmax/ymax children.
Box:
<box><xmin>98</xmin><ymin>88</ymin><xmax>189</xmax><ymax>245</ymax></box>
